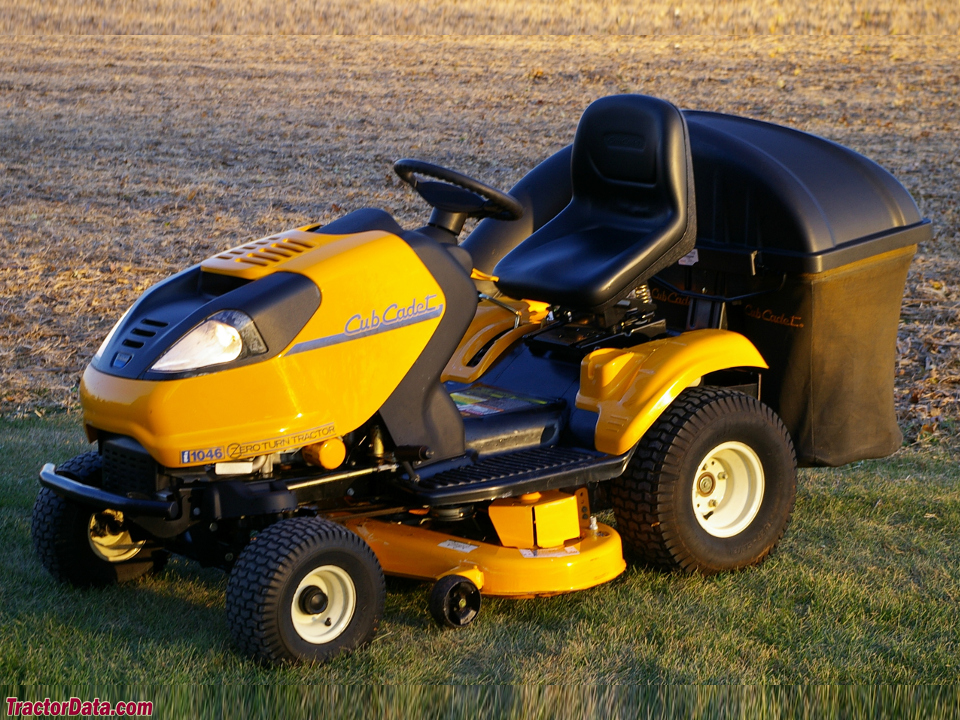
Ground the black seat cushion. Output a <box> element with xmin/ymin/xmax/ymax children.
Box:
<box><xmin>493</xmin><ymin>95</ymin><xmax>697</xmax><ymax>311</ymax></box>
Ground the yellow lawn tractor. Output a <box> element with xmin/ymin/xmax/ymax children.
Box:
<box><xmin>32</xmin><ymin>95</ymin><xmax>929</xmax><ymax>664</ymax></box>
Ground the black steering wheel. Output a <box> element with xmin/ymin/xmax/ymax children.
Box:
<box><xmin>393</xmin><ymin>159</ymin><xmax>524</xmax><ymax>223</ymax></box>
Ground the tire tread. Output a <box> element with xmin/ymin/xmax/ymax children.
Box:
<box><xmin>226</xmin><ymin>516</ymin><xmax>385</xmax><ymax>664</ymax></box>
<box><xmin>32</xmin><ymin>451</ymin><xmax>165</xmax><ymax>586</ymax></box>
<box><xmin>610</xmin><ymin>387</ymin><xmax>796</xmax><ymax>573</ymax></box>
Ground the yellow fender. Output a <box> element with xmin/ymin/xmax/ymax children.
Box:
<box><xmin>576</xmin><ymin>329</ymin><xmax>768</xmax><ymax>456</ymax></box>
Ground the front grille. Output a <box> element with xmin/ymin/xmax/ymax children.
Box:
<box><xmin>102</xmin><ymin>436</ymin><xmax>159</xmax><ymax>497</ymax></box>
<box><xmin>112</xmin><ymin>317</ymin><xmax>169</xmax><ymax>368</ymax></box>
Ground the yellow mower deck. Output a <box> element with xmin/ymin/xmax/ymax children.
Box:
<box><xmin>342</xmin><ymin>488</ymin><xmax>625</xmax><ymax>597</ymax></box>
<box><xmin>345</xmin><ymin>519</ymin><xmax>625</xmax><ymax>597</ymax></box>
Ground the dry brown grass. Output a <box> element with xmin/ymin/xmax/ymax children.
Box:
<box><xmin>1</xmin><ymin>0</ymin><xmax>958</xmax><ymax>34</ymax></box>
<box><xmin>1</xmin><ymin>35</ymin><xmax>959</xmax><ymax>447</ymax></box>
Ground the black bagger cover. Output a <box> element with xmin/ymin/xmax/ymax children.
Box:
<box><xmin>655</xmin><ymin>111</ymin><xmax>931</xmax><ymax>467</ymax></box>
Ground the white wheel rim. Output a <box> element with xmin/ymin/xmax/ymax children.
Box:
<box><xmin>691</xmin><ymin>441</ymin><xmax>765</xmax><ymax>538</ymax></box>
<box><xmin>291</xmin><ymin>565</ymin><xmax>357</xmax><ymax>645</ymax></box>
<box><xmin>87</xmin><ymin>510</ymin><xmax>145</xmax><ymax>562</ymax></box>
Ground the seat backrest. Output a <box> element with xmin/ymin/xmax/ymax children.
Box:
<box><xmin>493</xmin><ymin>94</ymin><xmax>696</xmax><ymax>312</ymax></box>
<box><xmin>572</xmin><ymin>94</ymin><xmax>689</xmax><ymax>227</ymax></box>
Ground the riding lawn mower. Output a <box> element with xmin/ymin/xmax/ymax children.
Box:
<box><xmin>31</xmin><ymin>94</ymin><xmax>930</xmax><ymax>664</ymax></box>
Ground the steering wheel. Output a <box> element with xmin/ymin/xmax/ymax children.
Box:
<box><xmin>394</xmin><ymin>159</ymin><xmax>524</xmax><ymax>222</ymax></box>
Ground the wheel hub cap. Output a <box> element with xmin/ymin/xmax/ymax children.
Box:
<box><xmin>691</xmin><ymin>441</ymin><xmax>765</xmax><ymax>538</ymax></box>
<box><xmin>291</xmin><ymin>566</ymin><xmax>356</xmax><ymax>644</ymax></box>
<box><xmin>445</xmin><ymin>582</ymin><xmax>481</xmax><ymax>626</ymax></box>
<box><xmin>298</xmin><ymin>586</ymin><xmax>329</xmax><ymax>615</ymax></box>
<box><xmin>696</xmin><ymin>473</ymin><xmax>716</xmax><ymax>495</ymax></box>
<box><xmin>87</xmin><ymin>510</ymin><xmax>145</xmax><ymax>562</ymax></box>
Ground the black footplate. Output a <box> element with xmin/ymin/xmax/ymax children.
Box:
<box><xmin>411</xmin><ymin>445</ymin><xmax>633</xmax><ymax>505</ymax></box>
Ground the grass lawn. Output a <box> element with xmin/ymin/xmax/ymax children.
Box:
<box><xmin>2</xmin><ymin>414</ymin><xmax>959</xmax><ymax>688</ymax></box>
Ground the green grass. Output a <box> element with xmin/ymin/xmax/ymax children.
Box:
<box><xmin>1</xmin><ymin>686</ymin><xmax>959</xmax><ymax>719</ymax></box>
<box><xmin>2</xmin><ymin>416</ymin><xmax>960</xmax><ymax>690</ymax></box>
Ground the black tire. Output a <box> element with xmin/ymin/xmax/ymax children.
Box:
<box><xmin>429</xmin><ymin>574</ymin><xmax>482</xmax><ymax>629</ymax></box>
<box><xmin>226</xmin><ymin>516</ymin><xmax>385</xmax><ymax>664</ymax></box>
<box><xmin>31</xmin><ymin>451</ymin><xmax>167</xmax><ymax>587</ymax></box>
<box><xmin>610</xmin><ymin>387</ymin><xmax>797</xmax><ymax>574</ymax></box>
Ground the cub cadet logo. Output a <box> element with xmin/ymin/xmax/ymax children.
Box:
<box><xmin>286</xmin><ymin>293</ymin><xmax>444</xmax><ymax>356</ymax></box>
<box><xmin>744</xmin><ymin>303</ymin><xmax>804</xmax><ymax>328</ymax></box>
<box><xmin>226</xmin><ymin>423</ymin><xmax>336</xmax><ymax>459</ymax></box>
<box><xmin>651</xmin><ymin>286</ymin><xmax>690</xmax><ymax>307</ymax></box>
<box><xmin>345</xmin><ymin>294</ymin><xmax>440</xmax><ymax>335</ymax></box>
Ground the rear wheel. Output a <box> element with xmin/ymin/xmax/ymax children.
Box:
<box><xmin>31</xmin><ymin>452</ymin><xmax>167</xmax><ymax>587</ymax></box>
<box><xmin>226</xmin><ymin>516</ymin><xmax>385</xmax><ymax>664</ymax></box>
<box><xmin>611</xmin><ymin>387</ymin><xmax>796</xmax><ymax>574</ymax></box>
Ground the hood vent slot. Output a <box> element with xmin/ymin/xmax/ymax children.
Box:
<box><xmin>215</xmin><ymin>235</ymin><xmax>319</xmax><ymax>268</ymax></box>
<box><xmin>200</xmin><ymin>230</ymin><xmax>327</xmax><ymax>280</ymax></box>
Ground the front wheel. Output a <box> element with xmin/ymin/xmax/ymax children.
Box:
<box><xmin>226</xmin><ymin>516</ymin><xmax>385</xmax><ymax>664</ymax></box>
<box><xmin>31</xmin><ymin>452</ymin><xmax>167</xmax><ymax>587</ymax></box>
<box><xmin>610</xmin><ymin>387</ymin><xmax>797</xmax><ymax>574</ymax></box>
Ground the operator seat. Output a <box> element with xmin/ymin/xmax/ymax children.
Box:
<box><xmin>493</xmin><ymin>94</ymin><xmax>697</xmax><ymax>312</ymax></box>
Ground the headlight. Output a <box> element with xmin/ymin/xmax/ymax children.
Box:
<box><xmin>151</xmin><ymin>310</ymin><xmax>266</xmax><ymax>374</ymax></box>
<box><xmin>92</xmin><ymin>308</ymin><xmax>132</xmax><ymax>363</ymax></box>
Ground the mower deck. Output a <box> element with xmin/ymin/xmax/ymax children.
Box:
<box><xmin>345</xmin><ymin>516</ymin><xmax>625</xmax><ymax>597</ymax></box>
